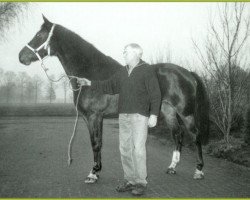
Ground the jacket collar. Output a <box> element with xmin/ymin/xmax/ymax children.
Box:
<box><xmin>126</xmin><ymin>59</ymin><xmax>146</xmax><ymax>71</ymax></box>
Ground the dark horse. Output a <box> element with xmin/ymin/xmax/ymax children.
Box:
<box><xmin>19</xmin><ymin>16</ymin><xmax>209</xmax><ymax>182</ymax></box>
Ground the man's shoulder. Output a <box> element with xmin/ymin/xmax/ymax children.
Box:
<box><xmin>139</xmin><ymin>63</ymin><xmax>155</xmax><ymax>73</ymax></box>
<box><xmin>116</xmin><ymin>66</ymin><xmax>127</xmax><ymax>74</ymax></box>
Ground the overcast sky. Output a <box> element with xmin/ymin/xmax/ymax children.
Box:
<box><xmin>0</xmin><ymin>2</ymin><xmax>249</xmax><ymax>80</ymax></box>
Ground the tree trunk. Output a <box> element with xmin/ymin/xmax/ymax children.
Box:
<box><xmin>64</xmin><ymin>90</ymin><xmax>67</xmax><ymax>103</ymax></box>
<box><xmin>49</xmin><ymin>92</ymin><xmax>52</xmax><ymax>104</ymax></box>
<box><xmin>226</xmin><ymin>56</ymin><xmax>232</xmax><ymax>145</ymax></box>
<box><xmin>20</xmin><ymin>83</ymin><xmax>23</xmax><ymax>104</ymax></box>
<box><xmin>34</xmin><ymin>82</ymin><xmax>38</xmax><ymax>104</ymax></box>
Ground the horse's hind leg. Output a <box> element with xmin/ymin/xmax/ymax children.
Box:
<box><xmin>183</xmin><ymin>116</ymin><xmax>204</xmax><ymax>180</ymax></box>
<box><xmin>193</xmin><ymin>135</ymin><xmax>204</xmax><ymax>180</ymax></box>
<box><xmin>161</xmin><ymin>103</ymin><xmax>182</xmax><ymax>174</ymax></box>
<box><xmin>85</xmin><ymin>113</ymin><xmax>103</xmax><ymax>184</ymax></box>
<box><xmin>166</xmin><ymin>126</ymin><xmax>183</xmax><ymax>174</ymax></box>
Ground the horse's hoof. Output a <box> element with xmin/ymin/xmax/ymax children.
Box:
<box><xmin>193</xmin><ymin>173</ymin><xmax>204</xmax><ymax>180</ymax></box>
<box><xmin>84</xmin><ymin>171</ymin><xmax>98</xmax><ymax>184</ymax></box>
<box><xmin>84</xmin><ymin>177</ymin><xmax>98</xmax><ymax>184</ymax></box>
<box><xmin>166</xmin><ymin>168</ymin><xmax>176</xmax><ymax>174</ymax></box>
<box><xmin>193</xmin><ymin>169</ymin><xmax>204</xmax><ymax>180</ymax></box>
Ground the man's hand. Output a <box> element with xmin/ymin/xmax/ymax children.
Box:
<box><xmin>77</xmin><ymin>78</ymin><xmax>91</xmax><ymax>86</ymax></box>
<box><xmin>148</xmin><ymin>115</ymin><xmax>157</xmax><ymax>128</ymax></box>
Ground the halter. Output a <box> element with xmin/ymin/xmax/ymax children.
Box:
<box><xmin>26</xmin><ymin>24</ymin><xmax>56</xmax><ymax>71</ymax></box>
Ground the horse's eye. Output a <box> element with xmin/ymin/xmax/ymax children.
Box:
<box><xmin>36</xmin><ymin>33</ymin><xmax>41</xmax><ymax>37</ymax></box>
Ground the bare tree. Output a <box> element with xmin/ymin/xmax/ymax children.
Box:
<box><xmin>61</xmin><ymin>75</ymin><xmax>69</xmax><ymax>104</ymax></box>
<box><xmin>2</xmin><ymin>71</ymin><xmax>16</xmax><ymax>104</ymax></box>
<box><xmin>32</xmin><ymin>75</ymin><xmax>43</xmax><ymax>104</ymax></box>
<box><xmin>149</xmin><ymin>43</ymin><xmax>173</xmax><ymax>64</ymax></box>
<box><xmin>46</xmin><ymin>75</ymin><xmax>57</xmax><ymax>104</ymax></box>
<box><xmin>193</xmin><ymin>3</ymin><xmax>250</xmax><ymax>144</ymax></box>
<box><xmin>0</xmin><ymin>68</ymin><xmax>4</xmax><ymax>85</ymax></box>
<box><xmin>24</xmin><ymin>80</ymin><xmax>36</xmax><ymax>103</ymax></box>
<box><xmin>0</xmin><ymin>2</ymin><xmax>29</xmax><ymax>42</ymax></box>
<box><xmin>0</xmin><ymin>68</ymin><xmax>4</xmax><ymax>103</ymax></box>
<box><xmin>17</xmin><ymin>72</ymin><xmax>29</xmax><ymax>104</ymax></box>
<box><xmin>68</xmin><ymin>91</ymin><xmax>74</xmax><ymax>103</ymax></box>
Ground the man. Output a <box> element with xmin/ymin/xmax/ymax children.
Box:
<box><xmin>77</xmin><ymin>43</ymin><xmax>161</xmax><ymax>196</ymax></box>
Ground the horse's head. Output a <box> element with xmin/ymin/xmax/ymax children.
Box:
<box><xmin>19</xmin><ymin>15</ymin><xmax>56</xmax><ymax>66</ymax></box>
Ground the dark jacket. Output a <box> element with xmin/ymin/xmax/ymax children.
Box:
<box><xmin>91</xmin><ymin>60</ymin><xmax>161</xmax><ymax>117</ymax></box>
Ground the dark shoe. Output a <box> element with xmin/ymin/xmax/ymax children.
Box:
<box><xmin>116</xmin><ymin>181</ymin><xmax>135</xmax><ymax>192</ymax></box>
<box><xmin>131</xmin><ymin>184</ymin><xmax>146</xmax><ymax>196</ymax></box>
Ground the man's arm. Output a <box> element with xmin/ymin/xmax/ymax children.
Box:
<box><xmin>78</xmin><ymin>70</ymin><xmax>121</xmax><ymax>95</ymax></box>
<box><xmin>145</xmin><ymin>67</ymin><xmax>161</xmax><ymax>127</ymax></box>
<box><xmin>145</xmin><ymin>68</ymin><xmax>161</xmax><ymax>116</ymax></box>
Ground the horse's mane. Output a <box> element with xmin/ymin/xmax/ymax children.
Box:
<box><xmin>52</xmin><ymin>24</ymin><xmax>123</xmax><ymax>80</ymax></box>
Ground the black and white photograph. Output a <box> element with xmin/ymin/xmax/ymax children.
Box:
<box><xmin>0</xmin><ymin>2</ymin><xmax>249</xmax><ymax>198</ymax></box>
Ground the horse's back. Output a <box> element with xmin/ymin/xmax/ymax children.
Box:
<box><xmin>152</xmin><ymin>63</ymin><xmax>197</xmax><ymax>116</ymax></box>
<box><xmin>79</xmin><ymin>62</ymin><xmax>198</xmax><ymax>118</ymax></box>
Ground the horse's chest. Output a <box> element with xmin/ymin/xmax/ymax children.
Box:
<box><xmin>77</xmin><ymin>89</ymin><xmax>116</xmax><ymax>114</ymax></box>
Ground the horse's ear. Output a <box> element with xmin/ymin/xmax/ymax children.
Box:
<box><xmin>42</xmin><ymin>14</ymin><xmax>51</xmax><ymax>24</ymax></box>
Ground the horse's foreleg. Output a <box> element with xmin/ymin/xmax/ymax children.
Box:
<box><xmin>85</xmin><ymin>113</ymin><xmax>103</xmax><ymax>184</ymax></box>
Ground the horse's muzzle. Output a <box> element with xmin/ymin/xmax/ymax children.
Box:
<box><xmin>19</xmin><ymin>51</ymin><xmax>31</xmax><ymax>66</ymax></box>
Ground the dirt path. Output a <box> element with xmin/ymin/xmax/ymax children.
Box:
<box><xmin>0</xmin><ymin>116</ymin><xmax>249</xmax><ymax>197</ymax></box>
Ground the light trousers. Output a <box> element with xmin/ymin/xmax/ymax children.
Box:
<box><xmin>118</xmin><ymin>113</ymin><xmax>149</xmax><ymax>186</ymax></box>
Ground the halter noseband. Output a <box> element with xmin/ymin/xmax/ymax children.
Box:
<box><xmin>26</xmin><ymin>24</ymin><xmax>56</xmax><ymax>65</ymax></box>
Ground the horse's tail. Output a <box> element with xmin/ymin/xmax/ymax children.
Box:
<box><xmin>191</xmin><ymin>72</ymin><xmax>209</xmax><ymax>145</ymax></box>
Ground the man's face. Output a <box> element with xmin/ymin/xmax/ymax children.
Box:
<box><xmin>123</xmin><ymin>46</ymin><xmax>138</xmax><ymax>66</ymax></box>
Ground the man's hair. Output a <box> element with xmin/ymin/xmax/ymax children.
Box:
<box><xmin>125</xmin><ymin>43</ymin><xmax>143</xmax><ymax>58</ymax></box>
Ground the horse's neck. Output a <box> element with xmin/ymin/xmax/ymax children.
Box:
<box><xmin>54</xmin><ymin>29</ymin><xmax>121</xmax><ymax>80</ymax></box>
<box><xmin>56</xmin><ymin>47</ymin><xmax>79</xmax><ymax>77</ymax></box>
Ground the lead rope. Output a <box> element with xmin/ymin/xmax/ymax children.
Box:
<box><xmin>40</xmin><ymin>61</ymin><xmax>84</xmax><ymax>166</ymax></box>
<box><xmin>67</xmin><ymin>85</ymin><xmax>82</xmax><ymax>165</ymax></box>
<box><xmin>27</xmin><ymin>23</ymin><xmax>83</xmax><ymax>166</ymax></box>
